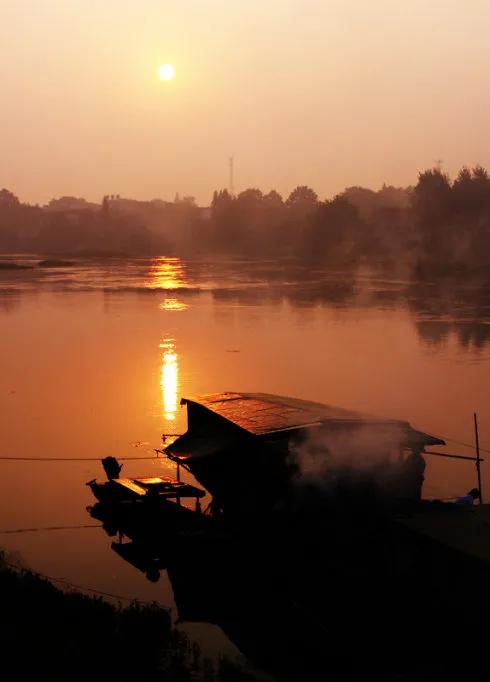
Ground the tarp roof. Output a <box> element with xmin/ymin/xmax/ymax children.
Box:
<box><xmin>167</xmin><ymin>393</ymin><xmax>444</xmax><ymax>459</ymax></box>
<box><xmin>182</xmin><ymin>392</ymin><xmax>397</xmax><ymax>435</ymax></box>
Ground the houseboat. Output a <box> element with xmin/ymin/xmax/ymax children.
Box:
<box><xmin>164</xmin><ymin>392</ymin><xmax>446</xmax><ymax>518</ymax></box>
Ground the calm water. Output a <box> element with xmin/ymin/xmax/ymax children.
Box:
<box><xmin>1</xmin><ymin>255</ymin><xmax>489</xmax><ymax>657</ymax></box>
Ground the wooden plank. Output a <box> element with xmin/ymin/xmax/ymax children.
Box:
<box><xmin>156</xmin><ymin>485</ymin><xmax>206</xmax><ymax>499</ymax></box>
<box><xmin>113</xmin><ymin>478</ymin><xmax>147</xmax><ymax>496</ymax></box>
<box><xmin>120</xmin><ymin>477</ymin><xmax>206</xmax><ymax>499</ymax></box>
<box><xmin>134</xmin><ymin>477</ymin><xmax>175</xmax><ymax>485</ymax></box>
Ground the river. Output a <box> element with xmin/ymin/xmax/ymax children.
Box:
<box><xmin>1</xmin><ymin>254</ymin><xmax>489</xmax><ymax>660</ymax></box>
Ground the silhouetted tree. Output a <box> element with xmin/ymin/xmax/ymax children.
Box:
<box><xmin>260</xmin><ymin>190</ymin><xmax>287</xmax><ymax>253</ymax></box>
<box><xmin>0</xmin><ymin>189</ymin><xmax>20</xmax><ymax>208</ymax></box>
<box><xmin>452</xmin><ymin>166</ymin><xmax>490</xmax><ymax>217</ymax></box>
<box><xmin>0</xmin><ymin>189</ymin><xmax>43</xmax><ymax>251</ymax></box>
<box><xmin>284</xmin><ymin>186</ymin><xmax>319</xmax><ymax>244</ymax></box>
<box><xmin>286</xmin><ymin>185</ymin><xmax>318</xmax><ymax>209</ymax></box>
<box><xmin>412</xmin><ymin>168</ymin><xmax>452</xmax><ymax>224</ymax></box>
<box><xmin>210</xmin><ymin>189</ymin><xmax>238</xmax><ymax>251</ymax></box>
<box><xmin>305</xmin><ymin>196</ymin><xmax>363</xmax><ymax>263</ymax></box>
<box><xmin>101</xmin><ymin>195</ymin><xmax>110</xmax><ymax>216</ymax></box>
<box><xmin>263</xmin><ymin>190</ymin><xmax>283</xmax><ymax>208</ymax></box>
<box><xmin>341</xmin><ymin>186</ymin><xmax>378</xmax><ymax>220</ymax></box>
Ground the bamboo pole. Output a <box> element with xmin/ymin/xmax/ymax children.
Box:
<box><xmin>474</xmin><ymin>413</ymin><xmax>483</xmax><ymax>504</ymax></box>
<box><xmin>424</xmin><ymin>450</ymin><xmax>485</xmax><ymax>462</ymax></box>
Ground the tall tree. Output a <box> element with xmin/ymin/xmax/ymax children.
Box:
<box><xmin>412</xmin><ymin>168</ymin><xmax>452</xmax><ymax>223</ymax></box>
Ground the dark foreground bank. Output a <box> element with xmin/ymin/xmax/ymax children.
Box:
<box><xmin>0</xmin><ymin>550</ymin><xmax>255</xmax><ymax>682</ymax></box>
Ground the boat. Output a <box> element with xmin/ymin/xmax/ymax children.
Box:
<box><xmin>87</xmin><ymin>455</ymin><xmax>206</xmax><ymax>509</ymax></box>
<box><xmin>87</xmin><ymin>391</ymin><xmax>488</xmax><ymax>548</ymax></box>
<box><xmin>86</xmin><ymin>456</ymin><xmax>209</xmax><ymax>543</ymax></box>
<box><xmin>86</xmin><ymin>393</ymin><xmax>490</xmax><ymax>681</ymax></box>
<box><xmin>164</xmin><ymin>392</ymin><xmax>447</xmax><ymax>519</ymax></box>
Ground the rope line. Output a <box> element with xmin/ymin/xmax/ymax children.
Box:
<box><xmin>0</xmin><ymin>524</ymin><xmax>100</xmax><ymax>535</ymax></box>
<box><xmin>0</xmin><ymin>456</ymin><xmax>163</xmax><ymax>462</ymax></box>
<box><xmin>1</xmin><ymin>558</ymin><xmax>168</xmax><ymax>608</ymax></box>
<box><xmin>424</xmin><ymin>450</ymin><xmax>484</xmax><ymax>462</ymax></box>
<box><xmin>442</xmin><ymin>435</ymin><xmax>490</xmax><ymax>455</ymax></box>
<box><xmin>0</xmin><ymin>434</ymin><xmax>487</xmax><ymax>462</ymax></box>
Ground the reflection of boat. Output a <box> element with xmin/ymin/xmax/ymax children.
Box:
<box><xmin>92</xmin><ymin>505</ymin><xmax>332</xmax><ymax>680</ymax></box>
<box><xmin>90</xmin><ymin>491</ymin><xmax>490</xmax><ymax>682</ymax></box>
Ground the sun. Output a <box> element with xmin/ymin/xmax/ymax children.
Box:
<box><xmin>159</xmin><ymin>64</ymin><xmax>175</xmax><ymax>81</ymax></box>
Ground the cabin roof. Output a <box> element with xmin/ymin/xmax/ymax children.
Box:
<box><xmin>182</xmin><ymin>392</ymin><xmax>397</xmax><ymax>435</ymax></box>
<box><xmin>167</xmin><ymin>392</ymin><xmax>444</xmax><ymax>460</ymax></box>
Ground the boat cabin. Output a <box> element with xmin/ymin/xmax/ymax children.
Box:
<box><xmin>166</xmin><ymin>392</ymin><xmax>445</xmax><ymax>518</ymax></box>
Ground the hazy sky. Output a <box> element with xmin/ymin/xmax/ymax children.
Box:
<box><xmin>2</xmin><ymin>0</ymin><xmax>490</xmax><ymax>205</ymax></box>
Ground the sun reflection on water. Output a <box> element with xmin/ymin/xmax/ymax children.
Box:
<box><xmin>148</xmin><ymin>257</ymin><xmax>187</xmax><ymax>290</ymax></box>
<box><xmin>160</xmin><ymin>339</ymin><xmax>179</xmax><ymax>421</ymax></box>
<box><xmin>159</xmin><ymin>299</ymin><xmax>188</xmax><ymax>311</ymax></box>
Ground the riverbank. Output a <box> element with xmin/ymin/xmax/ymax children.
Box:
<box><xmin>0</xmin><ymin>550</ymin><xmax>253</xmax><ymax>681</ymax></box>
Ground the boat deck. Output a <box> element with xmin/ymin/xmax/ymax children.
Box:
<box><xmin>114</xmin><ymin>476</ymin><xmax>206</xmax><ymax>499</ymax></box>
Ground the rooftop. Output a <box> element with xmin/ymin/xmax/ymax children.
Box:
<box><xmin>167</xmin><ymin>392</ymin><xmax>445</xmax><ymax>460</ymax></box>
<box><xmin>182</xmin><ymin>392</ymin><xmax>409</xmax><ymax>435</ymax></box>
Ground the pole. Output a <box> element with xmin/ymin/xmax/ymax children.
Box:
<box><xmin>424</xmin><ymin>450</ymin><xmax>484</xmax><ymax>462</ymax></box>
<box><xmin>229</xmin><ymin>156</ymin><xmax>234</xmax><ymax>197</ymax></box>
<box><xmin>474</xmin><ymin>413</ymin><xmax>483</xmax><ymax>504</ymax></box>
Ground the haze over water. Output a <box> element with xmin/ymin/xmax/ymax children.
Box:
<box><xmin>1</xmin><ymin>256</ymin><xmax>489</xmax><ymax>635</ymax></box>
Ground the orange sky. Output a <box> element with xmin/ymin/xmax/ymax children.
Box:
<box><xmin>2</xmin><ymin>0</ymin><xmax>490</xmax><ymax>205</ymax></box>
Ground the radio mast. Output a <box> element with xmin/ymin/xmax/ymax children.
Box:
<box><xmin>228</xmin><ymin>156</ymin><xmax>235</xmax><ymax>196</ymax></box>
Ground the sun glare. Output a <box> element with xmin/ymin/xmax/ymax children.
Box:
<box><xmin>159</xmin><ymin>64</ymin><xmax>175</xmax><ymax>81</ymax></box>
<box><xmin>147</xmin><ymin>257</ymin><xmax>187</xmax><ymax>289</ymax></box>
<box><xmin>160</xmin><ymin>339</ymin><xmax>179</xmax><ymax>421</ymax></box>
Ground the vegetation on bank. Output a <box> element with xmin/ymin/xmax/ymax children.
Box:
<box><xmin>0</xmin><ymin>550</ymin><xmax>255</xmax><ymax>681</ymax></box>
<box><xmin>2</xmin><ymin>165</ymin><xmax>490</xmax><ymax>271</ymax></box>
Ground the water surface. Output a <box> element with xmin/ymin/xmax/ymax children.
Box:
<box><xmin>1</xmin><ymin>255</ymin><xmax>489</xmax><ymax>655</ymax></box>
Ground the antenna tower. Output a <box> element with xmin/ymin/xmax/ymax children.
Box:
<box><xmin>228</xmin><ymin>156</ymin><xmax>235</xmax><ymax>196</ymax></box>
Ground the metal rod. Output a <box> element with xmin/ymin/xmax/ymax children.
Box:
<box><xmin>161</xmin><ymin>433</ymin><xmax>182</xmax><ymax>443</ymax></box>
<box><xmin>474</xmin><ymin>413</ymin><xmax>483</xmax><ymax>504</ymax></box>
<box><xmin>424</xmin><ymin>450</ymin><xmax>485</xmax><ymax>462</ymax></box>
<box><xmin>229</xmin><ymin>156</ymin><xmax>235</xmax><ymax>196</ymax></box>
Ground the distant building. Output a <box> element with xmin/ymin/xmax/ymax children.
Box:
<box><xmin>45</xmin><ymin>196</ymin><xmax>100</xmax><ymax>212</ymax></box>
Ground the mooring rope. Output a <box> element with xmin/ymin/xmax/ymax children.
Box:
<box><xmin>441</xmin><ymin>435</ymin><xmax>490</xmax><ymax>455</ymax></box>
<box><xmin>0</xmin><ymin>524</ymin><xmax>101</xmax><ymax>535</ymax></box>
<box><xmin>0</xmin><ymin>436</ymin><xmax>182</xmax><ymax>462</ymax></box>
<box><xmin>1</xmin><ymin>557</ymin><xmax>168</xmax><ymax>608</ymax></box>
<box><xmin>0</xmin><ymin>455</ymin><xmax>162</xmax><ymax>462</ymax></box>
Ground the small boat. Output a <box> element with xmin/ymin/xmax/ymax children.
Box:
<box><xmin>87</xmin><ymin>456</ymin><xmax>206</xmax><ymax>511</ymax></box>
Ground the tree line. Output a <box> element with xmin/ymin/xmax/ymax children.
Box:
<box><xmin>1</xmin><ymin>166</ymin><xmax>490</xmax><ymax>271</ymax></box>
<box><xmin>207</xmin><ymin>167</ymin><xmax>490</xmax><ymax>271</ymax></box>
